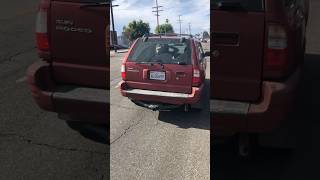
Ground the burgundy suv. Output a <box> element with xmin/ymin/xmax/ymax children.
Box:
<box><xmin>27</xmin><ymin>0</ymin><xmax>109</xmax><ymax>142</ymax></box>
<box><xmin>211</xmin><ymin>0</ymin><xmax>309</xmax><ymax>152</ymax></box>
<box><xmin>120</xmin><ymin>35</ymin><xmax>209</xmax><ymax>111</ymax></box>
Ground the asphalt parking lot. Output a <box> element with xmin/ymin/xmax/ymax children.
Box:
<box><xmin>110</xmin><ymin>43</ymin><xmax>210</xmax><ymax>180</ymax></box>
<box><xmin>0</xmin><ymin>1</ymin><xmax>107</xmax><ymax>179</ymax></box>
<box><xmin>212</xmin><ymin>1</ymin><xmax>320</xmax><ymax>180</ymax></box>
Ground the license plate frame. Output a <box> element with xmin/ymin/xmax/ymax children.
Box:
<box><xmin>149</xmin><ymin>71</ymin><xmax>166</xmax><ymax>81</ymax></box>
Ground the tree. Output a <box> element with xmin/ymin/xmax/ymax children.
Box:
<box><xmin>155</xmin><ymin>20</ymin><xmax>174</xmax><ymax>34</ymax></box>
<box><xmin>123</xmin><ymin>20</ymin><xmax>150</xmax><ymax>42</ymax></box>
<box><xmin>202</xmin><ymin>31</ymin><xmax>210</xmax><ymax>39</ymax></box>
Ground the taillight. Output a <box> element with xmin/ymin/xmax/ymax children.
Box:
<box><xmin>265</xmin><ymin>24</ymin><xmax>288</xmax><ymax>71</ymax></box>
<box><xmin>36</xmin><ymin>0</ymin><xmax>50</xmax><ymax>52</ymax></box>
<box><xmin>121</xmin><ymin>64</ymin><xmax>126</xmax><ymax>80</ymax></box>
<box><xmin>192</xmin><ymin>68</ymin><xmax>200</xmax><ymax>87</ymax></box>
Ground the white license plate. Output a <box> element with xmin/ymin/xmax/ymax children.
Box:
<box><xmin>149</xmin><ymin>71</ymin><xmax>166</xmax><ymax>80</ymax></box>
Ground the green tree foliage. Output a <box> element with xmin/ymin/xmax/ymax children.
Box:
<box><xmin>123</xmin><ymin>20</ymin><xmax>150</xmax><ymax>41</ymax></box>
<box><xmin>155</xmin><ymin>20</ymin><xmax>174</xmax><ymax>34</ymax></box>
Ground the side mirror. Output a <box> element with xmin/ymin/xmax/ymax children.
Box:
<box><xmin>204</xmin><ymin>51</ymin><xmax>211</xmax><ymax>57</ymax></box>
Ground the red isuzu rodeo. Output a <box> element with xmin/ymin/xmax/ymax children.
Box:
<box><xmin>27</xmin><ymin>0</ymin><xmax>109</xmax><ymax>143</ymax></box>
<box><xmin>120</xmin><ymin>34</ymin><xmax>209</xmax><ymax>111</ymax></box>
<box><xmin>211</xmin><ymin>0</ymin><xmax>309</xmax><ymax>155</ymax></box>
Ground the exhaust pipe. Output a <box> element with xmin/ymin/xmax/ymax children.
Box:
<box><xmin>238</xmin><ymin>134</ymin><xmax>250</xmax><ymax>157</ymax></box>
<box><xmin>184</xmin><ymin>104</ymin><xmax>190</xmax><ymax>112</ymax></box>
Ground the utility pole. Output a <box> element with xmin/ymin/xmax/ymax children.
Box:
<box><xmin>152</xmin><ymin>0</ymin><xmax>163</xmax><ymax>34</ymax></box>
<box><xmin>110</xmin><ymin>0</ymin><xmax>119</xmax><ymax>52</ymax></box>
<box><xmin>177</xmin><ymin>15</ymin><xmax>182</xmax><ymax>36</ymax></box>
<box><xmin>188</xmin><ymin>23</ymin><xmax>191</xmax><ymax>36</ymax></box>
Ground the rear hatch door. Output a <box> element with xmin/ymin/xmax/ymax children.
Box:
<box><xmin>50</xmin><ymin>0</ymin><xmax>108</xmax><ymax>88</ymax></box>
<box><xmin>125</xmin><ymin>38</ymin><xmax>193</xmax><ymax>94</ymax></box>
<box><xmin>211</xmin><ymin>0</ymin><xmax>265</xmax><ymax>102</ymax></box>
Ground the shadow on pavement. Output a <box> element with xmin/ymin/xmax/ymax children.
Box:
<box><xmin>212</xmin><ymin>54</ymin><xmax>320</xmax><ymax>180</ymax></box>
<box><xmin>157</xmin><ymin>79</ymin><xmax>210</xmax><ymax>131</ymax></box>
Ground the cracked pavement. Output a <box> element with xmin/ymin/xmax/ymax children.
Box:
<box><xmin>0</xmin><ymin>1</ymin><xmax>108</xmax><ymax>179</ymax></box>
<box><xmin>110</xmin><ymin>45</ymin><xmax>210</xmax><ymax>179</ymax></box>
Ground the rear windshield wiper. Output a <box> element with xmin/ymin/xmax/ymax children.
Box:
<box><xmin>80</xmin><ymin>2</ymin><xmax>109</xmax><ymax>8</ymax></box>
<box><xmin>216</xmin><ymin>2</ymin><xmax>247</xmax><ymax>11</ymax></box>
<box><xmin>136</xmin><ymin>61</ymin><xmax>163</xmax><ymax>65</ymax></box>
<box><xmin>136</xmin><ymin>61</ymin><xmax>153</xmax><ymax>64</ymax></box>
<box><xmin>136</xmin><ymin>61</ymin><xmax>166</xmax><ymax>69</ymax></box>
<box><xmin>173</xmin><ymin>62</ymin><xmax>188</xmax><ymax>65</ymax></box>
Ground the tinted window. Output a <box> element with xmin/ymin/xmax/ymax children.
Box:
<box><xmin>128</xmin><ymin>38</ymin><xmax>192</xmax><ymax>65</ymax></box>
<box><xmin>212</xmin><ymin>0</ymin><xmax>265</xmax><ymax>11</ymax></box>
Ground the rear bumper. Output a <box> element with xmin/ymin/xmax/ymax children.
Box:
<box><xmin>120</xmin><ymin>81</ymin><xmax>203</xmax><ymax>105</ymax></box>
<box><xmin>212</xmin><ymin>68</ymin><xmax>301</xmax><ymax>136</ymax></box>
<box><xmin>26</xmin><ymin>61</ymin><xmax>108</xmax><ymax>124</ymax></box>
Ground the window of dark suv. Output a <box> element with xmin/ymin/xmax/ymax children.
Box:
<box><xmin>128</xmin><ymin>38</ymin><xmax>192</xmax><ymax>65</ymax></box>
<box><xmin>212</xmin><ymin>0</ymin><xmax>265</xmax><ymax>11</ymax></box>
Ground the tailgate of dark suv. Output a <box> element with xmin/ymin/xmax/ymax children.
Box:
<box><xmin>211</xmin><ymin>0</ymin><xmax>265</xmax><ymax>102</ymax></box>
<box><xmin>50</xmin><ymin>0</ymin><xmax>108</xmax><ymax>89</ymax></box>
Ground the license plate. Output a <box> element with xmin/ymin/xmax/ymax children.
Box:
<box><xmin>149</xmin><ymin>71</ymin><xmax>165</xmax><ymax>81</ymax></box>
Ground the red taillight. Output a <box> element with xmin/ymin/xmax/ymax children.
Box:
<box><xmin>192</xmin><ymin>68</ymin><xmax>200</xmax><ymax>87</ymax></box>
<box><xmin>36</xmin><ymin>0</ymin><xmax>50</xmax><ymax>52</ymax></box>
<box><xmin>121</xmin><ymin>64</ymin><xmax>126</xmax><ymax>80</ymax></box>
<box><xmin>36</xmin><ymin>33</ymin><xmax>49</xmax><ymax>51</ymax></box>
<box><xmin>265</xmin><ymin>24</ymin><xmax>288</xmax><ymax>71</ymax></box>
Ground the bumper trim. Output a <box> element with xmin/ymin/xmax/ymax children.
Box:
<box><xmin>123</xmin><ymin>89</ymin><xmax>192</xmax><ymax>98</ymax></box>
<box><xmin>53</xmin><ymin>86</ymin><xmax>109</xmax><ymax>104</ymax></box>
<box><xmin>210</xmin><ymin>99</ymin><xmax>249</xmax><ymax>115</ymax></box>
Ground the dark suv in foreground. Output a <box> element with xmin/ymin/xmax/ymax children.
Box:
<box><xmin>211</xmin><ymin>0</ymin><xmax>309</xmax><ymax>155</ymax></box>
<box><xmin>27</xmin><ymin>0</ymin><xmax>109</xmax><ymax>143</ymax></box>
<box><xmin>120</xmin><ymin>34</ymin><xmax>209</xmax><ymax>111</ymax></box>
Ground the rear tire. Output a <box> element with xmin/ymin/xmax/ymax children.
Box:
<box><xmin>66</xmin><ymin>121</ymin><xmax>108</xmax><ymax>144</ymax></box>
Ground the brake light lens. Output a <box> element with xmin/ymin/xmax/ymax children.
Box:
<box><xmin>36</xmin><ymin>0</ymin><xmax>50</xmax><ymax>52</ymax></box>
<box><xmin>192</xmin><ymin>68</ymin><xmax>201</xmax><ymax>86</ymax></box>
<box><xmin>265</xmin><ymin>24</ymin><xmax>288</xmax><ymax>70</ymax></box>
<box><xmin>121</xmin><ymin>64</ymin><xmax>126</xmax><ymax>80</ymax></box>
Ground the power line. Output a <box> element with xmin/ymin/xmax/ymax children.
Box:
<box><xmin>152</xmin><ymin>0</ymin><xmax>163</xmax><ymax>32</ymax></box>
<box><xmin>177</xmin><ymin>15</ymin><xmax>182</xmax><ymax>36</ymax></box>
<box><xmin>110</xmin><ymin>0</ymin><xmax>119</xmax><ymax>52</ymax></box>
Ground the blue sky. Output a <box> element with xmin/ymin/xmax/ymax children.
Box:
<box><xmin>111</xmin><ymin>0</ymin><xmax>210</xmax><ymax>35</ymax></box>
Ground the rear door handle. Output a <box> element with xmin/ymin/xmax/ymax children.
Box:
<box><xmin>176</xmin><ymin>72</ymin><xmax>186</xmax><ymax>77</ymax></box>
<box><xmin>212</xmin><ymin>32</ymin><xmax>239</xmax><ymax>45</ymax></box>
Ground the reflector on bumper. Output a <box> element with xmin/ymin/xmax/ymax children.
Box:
<box><xmin>211</xmin><ymin>99</ymin><xmax>249</xmax><ymax>115</ymax></box>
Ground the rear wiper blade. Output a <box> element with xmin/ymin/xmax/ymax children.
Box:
<box><xmin>80</xmin><ymin>2</ymin><xmax>109</xmax><ymax>8</ymax></box>
<box><xmin>136</xmin><ymin>61</ymin><xmax>163</xmax><ymax>65</ymax></box>
<box><xmin>173</xmin><ymin>62</ymin><xmax>187</xmax><ymax>65</ymax></box>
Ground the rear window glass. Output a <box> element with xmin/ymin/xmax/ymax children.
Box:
<box><xmin>128</xmin><ymin>38</ymin><xmax>192</xmax><ymax>65</ymax></box>
<box><xmin>212</xmin><ymin>0</ymin><xmax>265</xmax><ymax>11</ymax></box>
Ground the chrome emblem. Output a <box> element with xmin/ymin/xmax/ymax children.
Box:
<box><xmin>55</xmin><ymin>19</ymin><xmax>93</xmax><ymax>34</ymax></box>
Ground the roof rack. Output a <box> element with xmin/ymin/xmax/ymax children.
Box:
<box><xmin>143</xmin><ymin>33</ymin><xmax>193</xmax><ymax>38</ymax></box>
